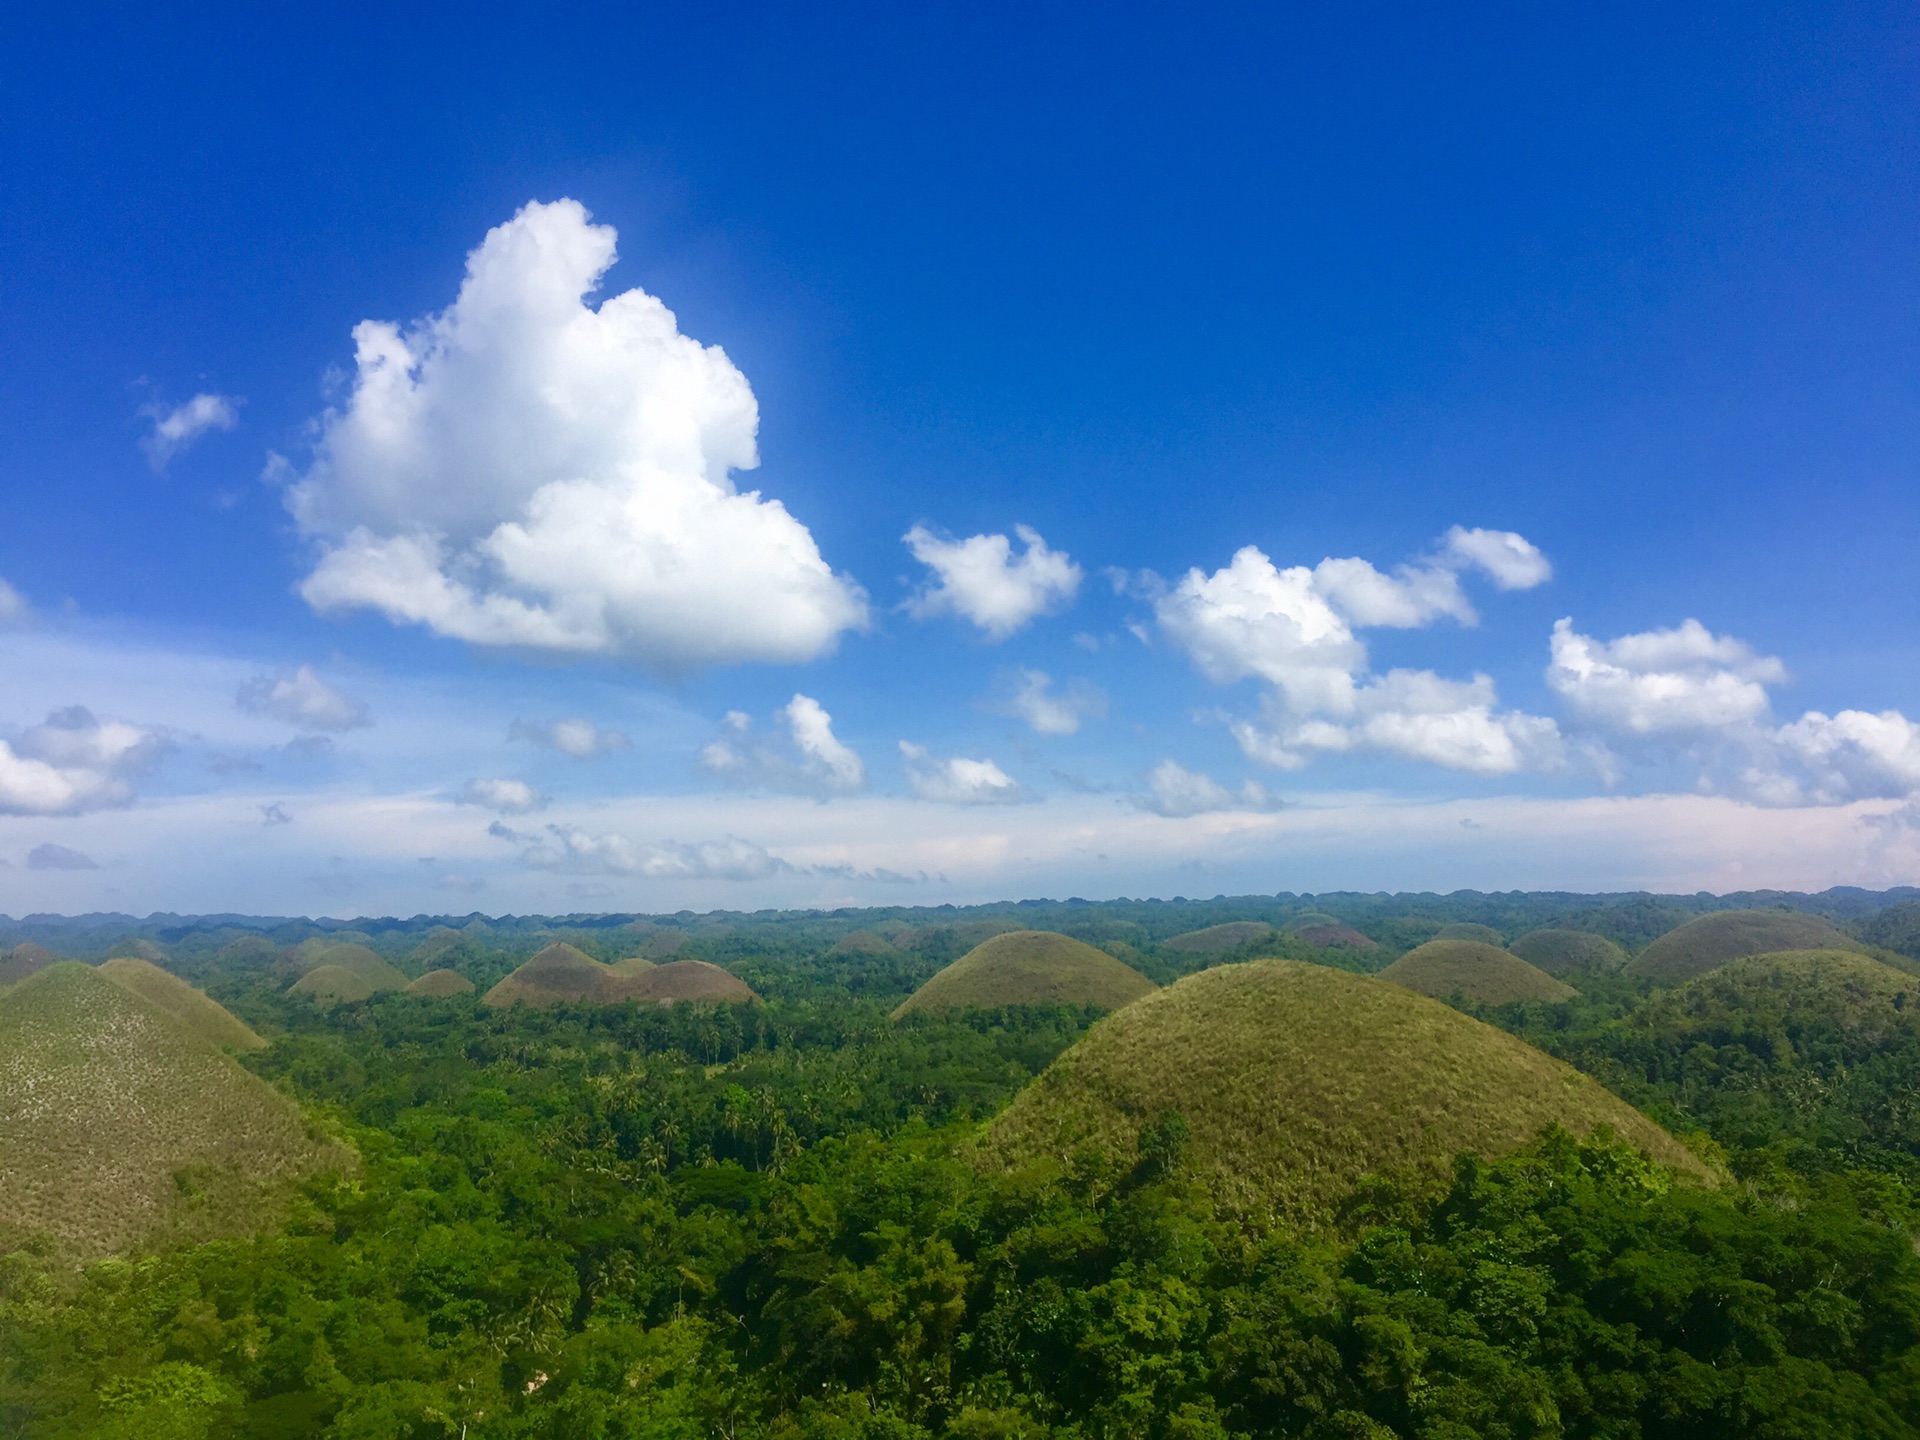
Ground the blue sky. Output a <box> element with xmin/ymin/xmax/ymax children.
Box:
<box><xmin>2</xmin><ymin>3</ymin><xmax>1917</xmax><ymax>915</ymax></box>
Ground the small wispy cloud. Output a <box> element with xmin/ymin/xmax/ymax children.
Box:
<box><xmin>141</xmin><ymin>392</ymin><xmax>240</xmax><ymax>470</ymax></box>
<box><xmin>510</xmin><ymin>717</ymin><xmax>631</xmax><ymax>759</ymax></box>
<box><xmin>237</xmin><ymin>665</ymin><xmax>371</xmax><ymax>732</ymax></box>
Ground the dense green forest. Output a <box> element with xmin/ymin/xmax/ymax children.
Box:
<box><xmin>8</xmin><ymin>892</ymin><xmax>1920</xmax><ymax>1438</ymax></box>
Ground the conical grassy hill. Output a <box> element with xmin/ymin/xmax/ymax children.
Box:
<box><xmin>1626</xmin><ymin>909</ymin><xmax>1865</xmax><ymax>984</ymax></box>
<box><xmin>483</xmin><ymin>942</ymin><xmax>616</xmax><ymax>1007</ymax></box>
<box><xmin>289</xmin><ymin>965</ymin><xmax>380</xmax><ymax>1003</ymax></box>
<box><xmin>893</xmin><ymin>931</ymin><xmax>1155</xmax><ymax>1018</ymax></box>
<box><xmin>1657</xmin><ymin>948</ymin><xmax>1920</xmax><ymax>1040</ymax></box>
<box><xmin>0</xmin><ymin>941</ymin><xmax>58</xmax><ymax>987</ymax></box>
<box><xmin>0</xmin><ymin>964</ymin><xmax>348</xmax><ymax>1258</ymax></box>
<box><xmin>608</xmin><ymin>959</ymin><xmax>758</xmax><ymax>1005</ymax></box>
<box><xmin>976</xmin><ymin>960</ymin><xmax>1710</xmax><ymax>1229</ymax></box>
<box><xmin>1381</xmin><ymin>940</ymin><xmax>1575</xmax><ymax>1005</ymax></box>
<box><xmin>99</xmin><ymin>957</ymin><xmax>264</xmax><ymax>1051</ymax></box>
<box><xmin>1435</xmin><ymin>922</ymin><xmax>1505</xmax><ymax>945</ymax></box>
<box><xmin>407</xmin><ymin>968</ymin><xmax>475</xmax><ymax>997</ymax></box>
<box><xmin>1510</xmin><ymin>928</ymin><xmax>1628</xmax><ymax>975</ymax></box>
<box><xmin>1162</xmin><ymin>922</ymin><xmax>1273</xmax><ymax>953</ymax></box>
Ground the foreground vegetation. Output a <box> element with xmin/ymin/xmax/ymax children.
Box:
<box><xmin>6</xmin><ymin>892</ymin><xmax>1920</xmax><ymax>1438</ymax></box>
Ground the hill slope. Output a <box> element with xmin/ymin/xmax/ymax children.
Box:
<box><xmin>98</xmin><ymin>957</ymin><xmax>265</xmax><ymax>1051</ymax></box>
<box><xmin>893</xmin><ymin>931</ymin><xmax>1156</xmax><ymax>1017</ymax></box>
<box><xmin>1</xmin><ymin>941</ymin><xmax>59</xmax><ymax>987</ymax></box>
<box><xmin>1435</xmin><ymin>922</ymin><xmax>1505</xmax><ymax>945</ymax></box>
<box><xmin>483</xmin><ymin>942</ymin><xmax>616</xmax><ymax>1008</ymax></box>
<box><xmin>1659</xmin><ymin>948</ymin><xmax>1920</xmax><ymax>1040</ymax></box>
<box><xmin>1627</xmin><ymin>909</ymin><xmax>1865</xmax><ymax>984</ymax></box>
<box><xmin>977</xmin><ymin>960</ymin><xmax>1709</xmax><ymax>1227</ymax></box>
<box><xmin>1162</xmin><ymin>922</ymin><xmax>1274</xmax><ymax>953</ymax></box>
<box><xmin>288</xmin><ymin>964</ymin><xmax>379</xmax><ymax>1003</ymax></box>
<box><xmin>407</xmin><ymin>968</ymin><xmax>475</xmax><ymax>997</ymax></box>
<box><xmin>1510</xmin><ymin>929</ymin><xmax>1628</xmax><ymax>975</ymax></box>
<box><xmin>1381</xmin><ymin>941</ymin><xmax>1575</xmax><ymax>1004</ymax></box>
<box><xmin>0</xmin><ymin>964</ymin><xmax>346</xmax><ymax>1257</ymax></box>
<box><xmin>609</xmin><ymin>959</ymin><xmax>759</xmax><ymax>1006</ymax></box>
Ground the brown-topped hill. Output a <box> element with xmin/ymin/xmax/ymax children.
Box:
<box><xmin>975</xmin><ymin>960</ymin><xmax>1710</xmax><ymax>1230</ymax></box>
<box><xmin>610</xmin><ymin>959</ymin><xmax>758</xmax><ymax>1006</ymax></box>
<box><xmin>1626</xmin><ymin>909</ymin><xmax>1867</xmax><ymax>984</ymax></box>
<box><xmin>1380</xmin><ymin>940</ymin><xmax>1575</xmax><ymax>1005</ymax></box>
<box><xmin>894</xmin><ymin>931</ymin><xmax>1155</xmax><ymax>1018</ymax></box>
<box><xmin>0</xmin><ymin>941</ymin><xmax>59</xmax><ymax>987</ymax></box>
<box><xmin>407</xmin><ymin>968</ymin><xmax>476</xmax><ymax>997</ymax></box>
<box><xmin>483</xmin><ymin>942</ymin><xmax>615</xmax><ymax>1008</ymax></box>
<box><xmin>1510</xmin><ymin>928</ymin><xmax>1628</xmax><ymax>976</ymax></box>
<box><xmin>1295</xmin><ymin>924</ymin><xmax>1376</xmax><ymax>951</ymax></box>
<box><xmin>1162</xmin><ymin>922</ymin><xmax>1274</xmax><ymax>953</ymax></box>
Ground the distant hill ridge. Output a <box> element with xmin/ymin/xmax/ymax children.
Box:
<box><xmin>976</xmin><ymin>960</ymin><xmax>1711</xmax><ymax>1229</ymax></box>
<box><xmin>1162</xmin><ymin>922</ymin><xmax>1274</xmax><ymax>953</ymax></box>
<box><xmin>894</xmin><ymin>930</ymin><xmax>1156</xmax><ymax>1017</ymax></box>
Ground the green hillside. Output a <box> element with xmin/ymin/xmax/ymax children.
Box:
<box><xmin>406</xmin><ymin>968</ymin><xmax>475</xmax><ymax>997</ymax></box>
<box><xmin>483</xmin><ymin>942</ymin><xmax>615</xmax><ymax>1007</ymax></box>
<box><xmin>609</xmin><ymin>954</ymin><xmax>658</xmax><ymax>978</ymax></box>
<box><xmin>1661</xmin><ymin>948</ymin><xmax>1919</xmax><ymax>1036</ymax></box>
<box><xmin>1510</xmin><ymin>927</ymin><xmax>1629</xmax><ymax>975</ymax></box>
<box><xmin>977</xmin><ymin>960</ymin><xmax>1709</xmax><ymax>1227</ymax></box>
<box><xmin>893</xmin><ymin>930</ymin><xmax>1156</xmax><ymax>1017</ymax></box>
<box><xmin>0</xmin><ymin>964</ymin><xmax>347</xmax><ymax>1258</ymax></box>
<box><xmin>104</xmin><ymin>937</ymin><xmax>169</xmax><ymax>961</ymax></box>
<box><xmin>1161</xmin><ymin>921</ymin><xmax>1273</xmax><ymax>953</ymax></box>
<box><xmin>1284</xmin><ymin>910</ymin><xmax>1342</xmax><ymax>930</ymax></box>
<box><xmin>1381</xmin><ymin>939</ymin><xmax>1576</xmax><ymax>1004</ymax></box>
<box><xmin>1435</xmin><ymin>921</ymin><xmax>1505</xmax><ymax>945</ymax></box>
<box><xmin>1626</xmin><ymin>908</ymin><xmax>1864</xmax><ymax>983</ymax></box>
<box><xmin>98</xmin><ymin>957</ymin><xmax>265</xmax><ymax>1051</ymax></box>
<box><xmin>1860</xmin><ymin>900</ymin><xmax>1920</xmax><ymax>959</ymax></box>
<box><xmin>830</xmin><ymin>928</ymin><xmax>897</xmax><ymax>955</ymax></box>
<box><xmin>609</xmin><ymin>959</ymin><xmax>759</xmax><ymax>1005</ymax></box>
<box><xmin>287</xmin><ymin>964</ymin><xmax>379</xmax><ymax>1003</ymax></box>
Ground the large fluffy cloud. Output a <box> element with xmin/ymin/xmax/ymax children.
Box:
<box><xmin>288</xmin><ymin>199</ymin><xmax>867</xmax><ymax>668</ymax></box>
<box><xmin>1156</xmin><ymin>529</ymin><xmax>1559</xmax><ymax>775</ymax></box>
<box><xmin>904</xmin><ymin>524</ymin><xmax>1081</xmax><ymax>639</ymax></box>
<box><xmin>1547</xmin><ymin>618</ymin><xmax>1785</xmax><ymax>735</ymax></box>
<box><xmin>0</xmin><ymin>707</ymin><xmax>166</xmax><ymax>816</ymax></box>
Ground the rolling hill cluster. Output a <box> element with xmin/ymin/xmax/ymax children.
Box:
<box><xmin>6</xmin><ymin>889</ymin><xmax>1920</xmax><ymax>1438</ymax></box>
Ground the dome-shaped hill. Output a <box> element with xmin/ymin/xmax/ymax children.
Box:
<box><xmin>483</xmin><ymin>942</ymin><xmax>615</xmax><ymax>1008</ymax></box>
<box><xmin>211</xmin><ymin>935</ymin><xmax>282</xmax><ymax>971</ymax></box>
<box><xmin>1510</xmin><ymin>928</ymin><xmax>1628</xmax><ymax>976</ymax></box>
<box><xmin>0</xmin><ymin>964</ymin><xmax>347</xmax><ymax>1258</ymax></box>
<box><xmin>609</xmin><ymin>955</ymin><xmax>657</xmax><ymax>979</ymax></box>
<box><xmin>1860</xmin><ymin>900</ymin><xmax>1920</xmax><ymax>959</ymax></box>
<box><xmin>1382</xmin><ymin>941</ymin><xmax>1574</xmax><ymax>1005</ymax></box>
<box><xmin>280</xmin><ymin>941</ymin><xmax>408</xmax><ymax>992</ymax></box>
<box><xmin>407</xmin><ymin>968</ymin><xmax>475</xmax><ymax>997</ymax></box>
<box><xmin>1162</xmin><ymin>922</ymin><xmax>1274</xmax><ymax>953</ymax></box>
<box><xmin>288</xmin><ymin>964</ymin><xmax>379</xmax><ymax>1004</ymax></box>
<box><xmin>1295</xmin><ymin>924</ymin><xmax>1376</xmax><ymax>951</ymax></box>
<box><xmin>977</xmin><ymin>961</ymin><xmax>1709</xmax><ymax>1228</ymax></box>
<box><xmin>1284</xmin><ymin>911</ymin><xmax>1342</xmax><ymax>931</ymax></box>
<box><xmin>99</xmin><ymin>958</ymin><xmax>264</xmax><ymax>1051</ymax></box>
<box><xmin>1660</xmin><ymin>949</ymin><xmax>1920</xmax><ymax>1038</ymax></box>
<box><xmin>1435</xmin><ymin>922</ymin><xmax>1505</xmax><ymax>945</ymax></box>
<box><xmin>105</xmin><ymin>937</ymin><xmax>169</xmax><ymax>961</ymax></box>
<box><xmin>608</xmin><ymin>959</ymin><xmax>759</xmax><ymax>1006</ymax></box>
<box><xmin>0</xmin><ymin>941</ymin><xmax>58</xmax><ymax>987</ymax></box>
<box><xmin>893</xmin><ymin>931</ymin><xmax>1156</xmax><ymax>1018</ymax></box>
<box><xmin>1626</xmin><ymin>909</ymin><xmax>1865</xmax><ymax>984</ymax></box>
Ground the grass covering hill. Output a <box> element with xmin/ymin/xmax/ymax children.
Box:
<box><xmin>1284</xmin><ymin>911</ymin><xmax>1342</xmax><ymax>930</ymax></box>
<box><xmin>1661</xmin><ymin>948</ymin><xmax>1918</xmax><ymax>1036</ymax></box>
<box><xmin>893</xmin><ymin>930</ymin><xmax>1156</xmax><ymax>1017</ymax></box>
<box><xmin>0</xmin><ymin>942</ymin><xmax>57</xmax><ymax>987</ymax></box>
<box><xmin>1861</xmin><ymin>899</ymin><xmax>1920</xmax><ymax>959</ymax></box>
<box><xmin>104</xmin><ymin>937</ymin><xmax>169</xmax><ymax>961</ymax></box>
<box><xmin>1626</xmin><ymin>907</ymin><xmax>1865</xmax><ymax>983</ymax></box>
<box><xmin>977</xmin><ymin>959</ymin><xmax>1709</xmax><ymax>1227</ymax></box>
<box><xmin>830</xmin><ymin>929</ymin><xmax>897</xmax><ymax>955</ymax></box>
<box><xmin>1161</xmin><ymin>921</ymin><xmax>1274</xmax><ymax>953</ymax></box>
<box><xmin>483</xmin><ymin>942</ymin><xmax>616</xmax><ymax>1007</ymax></box>
<box><xmin>1510</xmin><ymin>927</ymin><xmax>1629</xmax><ymax>975</ymax></box>
<box><xmin>1381</xmin><ymin>939</ymin><xmax>1576</xmax><ymax>1004</ymax></box>
<box><xmin>1435</xmin><ymin>921</ymin><xmax>1505</xmax><ymax>945</ymax></box>
<box><xmin>287</xmin><ymin>964</ymin><xmax>379</xmax><ymax>1003</ymax></box>
<box><xmin>98</xmin><ymin>957</ymin><xmax>264</xmax><ymax>1051</ymax></box>
<box><xmin>609</xmin><ymin>959</ymin><xmax>759</xmax><ymax>1006</ymax></box>
<box><xmin>1295</xmin><ymin>923</ymin><xmax>1376</xmax><ymax>950</ymax></box>
<box><xmin>406</xmin><ymin>968</ymin><xmax>475</xmax><ymax>997</ymax></box>
<box><xmin>0</xmin><ymin>964</ymin><xmax>347</xmax><ymax>1258</ymax></box>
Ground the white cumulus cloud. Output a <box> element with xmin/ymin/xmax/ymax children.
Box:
<box><xmin>1547</xmin><ymin>618</ymin><xmax>1786</xmax><ymax>736</ymax></box>
<box><xmin>996</xmin><ymin>670</ymin><xmax>1106</xmax><ymax>736</ymax></box>
<box><xmin>142</xmin><ymin>392</ymin><xmax>240</xmax><ymax>469</ymax></box>
<box><xmin>459</xmin><ymin>777</ymin><xmax>548</xmax><ymax>814</ymax></box>
<box><xmin>899</xmin><ymin>741</ymin><xmax>1028</xmax><ymax>804</ymax></box>
<box><xmin>1775</xmin><ymin>709</ymin><xmax>1920</xmax><ymax>803</ymax></box>
<box><xmin>1135</xmin><ymin>759</ymin><xmax>1278</xmax><ymax>817</ymax></box>
<box><xmin>904</xmin><ymin>524</ymin><xmax>1082</xmax><ymax>639</ymax></box>
<box><xmin>1440</xmin><ymin>526</ymin><xmax>1553</xmax><ymax>590</ymax></box>
<box><xmin>510</xmin><ymin>717</ymin><xmax>631</xmax><ymax>758</ymax></box>
<box><xmin>236</xmin><ymin>665</ymin><xmax>371</xmax><ymax>732</ymax></box>
<box><xmin>0</xmin><ymin>707</ymin><xmax>167</xmax><ymax>816</ymax></box>
<box><xmin>699</xmin><ymin>693</ymin><xmax>865</xmax><ymax>796</ymax></box>
<box><xmin>288</xmin><ymin>198</ymin><xmax>867</xmax><ymax>669</ymax></box>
